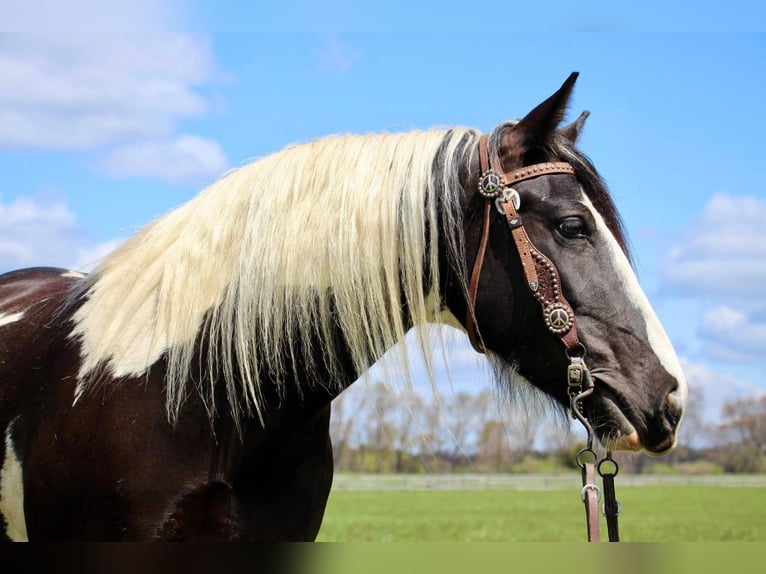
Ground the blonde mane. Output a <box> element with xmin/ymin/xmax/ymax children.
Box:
<box><xmin>70</xmin><ymin>128</ymin><xmax>479</xmax><ymax>421</ymax></box>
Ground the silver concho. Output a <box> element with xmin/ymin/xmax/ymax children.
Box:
<box><xmin>478</xmin><ymin>169</ymin><xmax>504</xmax><ymax>198</ymax></box>
<box><xmin>544</xmin><ymin>303</ymin><xmax>574</xmax><ymax>335</ymax></box>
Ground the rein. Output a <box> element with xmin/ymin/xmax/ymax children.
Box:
<box><xmin>466</xmin><ymin>134</ymin><xmax>621</xmax><ymax>542</ymax></box>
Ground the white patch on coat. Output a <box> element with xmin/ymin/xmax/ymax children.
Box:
<box><xmin>0</xmin><ymin>312</ymin><xmax>24</xmax><ymax>328</ymax></box>
<box><xmin>62</xmin><ymin>270</ymin><xmax>86</xmax><ymax>279</ymax></box>
<box><xmin>0</xmin><ymin>421</ymin><xmax>28</xmax><ymax>542</ymax></box>
<box><xmin>583</xmin><ymin>193</ymin><xmax>688</xmax><ymax>403</ymax></box>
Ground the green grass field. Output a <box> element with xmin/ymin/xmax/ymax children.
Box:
<box><xmin>317</xmin><ymin>482</ymin><xmax>766</xmax><ymax>542</ymax></box>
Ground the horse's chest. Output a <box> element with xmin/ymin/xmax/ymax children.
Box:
<box><xmin>156</xmin><ymin>481</ymin><xmax>243</xmax><ymax>541</ymax></box>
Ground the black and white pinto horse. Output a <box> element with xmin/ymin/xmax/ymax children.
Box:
<box><xmin>0</xmin><ymin>74</ymin><xmax>686</xmax><ymax>541</ymax></box>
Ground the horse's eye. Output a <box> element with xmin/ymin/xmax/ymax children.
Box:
<box><xmin>558</xmin><ymin>217</ymin><xmax>587</xmax><ymax>238</ymax></box>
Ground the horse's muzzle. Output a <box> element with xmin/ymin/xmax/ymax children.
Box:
<box><xmin>589</xmin><ymin>382</ymin><xmax>685</xmax><ymax>456</ymax></box>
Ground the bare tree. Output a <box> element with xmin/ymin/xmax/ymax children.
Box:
<box><xmin>719</xmin><ymin>394</ymin><xmax>766</xmax><ymax>452</ymax></box>
<box><xmin>498</xmin><ymin>400</ymin><xmax>543</xmax><ymax>457</ymax></box>
<box><xmin>715</xmin><ymin>394</ymin><xmax>766</xmax><ymax>473</ymax></box>
<box><xmin>387</xmin><ymin>387</ymin><xmax>424</xmax><ymax>472</ymax></box>
<box><xmin>414</xmin><ymin>394</ymin><xmax>443</xmax><ymax>470</ymax></box>
<box><xmin>363</xmin><ymin>381</ymin><xmax>400</xmax><ymax>472</ymax></box>
<box><xmin>330</xmin><ymin>385</ymin><xmax>371</xmax><ymax>470</ymax></box>
<box><xmin>440</xmin><ymin>390</ymin><xmax>481</xmax><ymax>469</ymax></box>
<box><xmin>477</xmin><ymin>419</ymin><xmax>511</xmax><ymax>471</ymax></box>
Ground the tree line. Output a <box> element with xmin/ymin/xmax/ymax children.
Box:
<box><xmin>329</xmin><ymin>380</ymin><xmax>766</xmax><ymax>474</ymax></box>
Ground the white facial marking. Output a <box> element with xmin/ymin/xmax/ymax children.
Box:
<box><xmin>582</xmin><ymin>193</ymin><xmax>688</xmax><ymax>402</ymax></box>
<box><xmin>0</xmin><ymin>312</ymin><xmax>24</xmax><ymax>328</ymax></box>
<box><xmin>1</xmin><ymin>421</ymin><xmax>29</xmax><ymax>542</ymax></box>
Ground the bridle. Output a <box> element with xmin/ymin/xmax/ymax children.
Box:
<box><xmin>466</xmin><ymin>134</ymin><xmax>581</xmax><ymax>356</ymax></box>
<box><xmin>466</xmin><ymin>133</ymin><xmax>621</xmax><ymax>542</ymax></box>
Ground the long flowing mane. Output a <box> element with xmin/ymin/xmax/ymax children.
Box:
<box><xmin>68</xmin><ymin>128</ymin><xmax>480</xmax><ymax>421</ymax></box>
<box><xmin>66</xmin><ymin>122</ymin><xmax>626</xmax><ymax>425</ymax></box>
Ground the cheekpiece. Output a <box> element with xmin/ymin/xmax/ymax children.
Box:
<box><xmin>477</xmin><ymin>169</ymin><xmax>505</xmax><ymax>198</ymax></box>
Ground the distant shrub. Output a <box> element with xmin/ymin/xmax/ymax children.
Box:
<box><xmin>720</xmin><ymin>446</ymin><xmax>765</xmax><ymax>474</ymax></box>
<box><xmin>673</xmin><ymin>460</ymin><xmax>724</xmax><ymax>475</ymax></box>
<box><xmin>507</xmin><ymin>454</ymin><xmax>572</xmax><ymax>474</ymax></box>
<box><xmin>643</xmin><ymin>462</ymin><xmax>676</xmax><ymax>475</ymax></box>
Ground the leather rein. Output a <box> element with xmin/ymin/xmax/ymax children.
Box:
<box><xmin>465</xmin><ymin>134</ymin><xmax>621</xmax><ymax>542</ymax></box>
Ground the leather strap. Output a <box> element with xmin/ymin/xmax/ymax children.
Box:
<box><xmin>507</xmin><ymin>162</ymin><xmax>575</xmax><ymax>182</ymax></box>
<box><xmin>582</xmin><ymin>461</ymin><xmax>601</xmax><ymax>542</ymax></box>
<box><xmin>498</xmin><ymin>198</ymin><xmax>581</xmax><ymax>352</ymax></box>
<box><xmin>603</xmin><ymin>471</ymin><xmax>620</xmax><ymax>542</ymax></box>
<box><xmin>470</xmin><ymin>134</ymin><xmax>601</xmax><ymax>544</ymax></box>
<box><xmin>599</xmin><ymin>453</ymin><xmax>621</xmax><ymax>542</ymax></box>
<box><xmin>466</xmin><ymin>135</ymin><xmax>494</xmax><ymax>353</ymax></box>
<box><xmin>497</xmin><ymin>199</ymin><xmax>539</xmax><ymax>296</ymax></box>
<box><xmin>466</xmin><ymin>198</ymin><xmax>492</xmax><ymax>353</ymax></box>
<box><xmin>466</xmin><ymin>134</ymin><xmax>582</xmax><ymax>354</ymax></box>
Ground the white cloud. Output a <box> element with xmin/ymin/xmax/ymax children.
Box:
<box><xmin>75</xmin><ymin>238</ymin><xmax>124</xmax><ymax>272</ymax></box>
<box><xmin>100</xmin><ymin>135</ymin><xmax>230</xmax><ymax>184</ymax></box>
<box><xmin>680</xmin><ymin>358</ymin><xmax>764</xmax><ymax>423</ymax></box>
<box><xmin>697</xmin><ymin>305</ymin><xmax>766</xmax><ymax>363</ymax></box>
<box><xmin>0</xmin><ymin>194</ymin><xmax>119</xmax><ymax>273</ymax></box>
<box><xmin>0</xmin><ymin>33</ymin><xmax>217</xmax><ymax>150</ymax></box>
<box><xmin>1</xmin><ymin>0</ymin><xmax>184</xmax><ymax>31</ymax></box>
<box><xmin>706</xmin><ymin>306</ymin><xmax>747</xmax><ymax>331</ymax></box>
<box><xmin>663</xmin><ymin>194</ymin><xmax>766</xmax><ymax>299</ymax></box>
<box><xmin>0</xmin><ymin>193</ymin><xmax>78</xmax><ymax>270</ymax></box>
<box><xmin>661</xmin><ymin>194</ymin><xmax>766</xmax><ymax>365</ymax></box>
<box><xmin>0</xmin><ymin>194</ymin><xmax>76</xmax><ymax>227</ymax></box>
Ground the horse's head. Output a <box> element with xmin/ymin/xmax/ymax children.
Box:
<box><xmin>449</xmin><ymin>73</ymin><xmax>687</xmax><ymax>455</ymax></box>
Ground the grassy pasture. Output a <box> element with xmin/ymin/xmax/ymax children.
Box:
<box><xmin>317</xmin><ymin>475</ymin><xmax>766</xmax><ymax>542</ymax></box>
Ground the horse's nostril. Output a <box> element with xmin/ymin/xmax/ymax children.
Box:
<box><xmin>664</xmin><ymin>393</ymin><xmax>685</xmax><ymax>428</ymax></box>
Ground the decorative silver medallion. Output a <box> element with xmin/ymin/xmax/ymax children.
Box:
<box><xmin>478</xmin><ymin>169</ymin><xmax>504</xmax><ymax>198</ymax></box>
<box><xmin>544</xmin><ymin>303</ymin><xmax>574</xmax><ymax>335</ymax></box>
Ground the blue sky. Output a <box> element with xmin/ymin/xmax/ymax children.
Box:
<box><xmin>1</xmin><ymin>4</ymin><xmax>765</xmax><ymax>424</ymax></box>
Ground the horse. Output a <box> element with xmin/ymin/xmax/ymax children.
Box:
<box><xmin>0</xmin><ymin>73</ymin><xmax>687</xmax><ymax>541</ymax></box>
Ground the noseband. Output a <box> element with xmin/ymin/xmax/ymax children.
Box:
<box><xmin>465</xmin><ymin>134</ymin><xmax>620</xmax><ymax>542</ymax></box>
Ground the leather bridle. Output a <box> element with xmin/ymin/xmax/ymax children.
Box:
<box><xmin>465</xmin><ymin>134</ymin><xmax>621</xmax><ymax>542</ymax></box>
<box><xmin>466</xmin><ymin>134</ymin><xmax>582</xmax><ymax>356</ymax></box>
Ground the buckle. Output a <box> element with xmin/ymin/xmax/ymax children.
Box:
<box><xmin>493</xmin><ymin>187</ymin><xmax>520</xmax><ymax>214</ymax></box>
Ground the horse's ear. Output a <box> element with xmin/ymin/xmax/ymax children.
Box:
<box><xmin>559</xmin><ymin>110</ymin><xmax>590</xmax><ymax>144</ymax></box>
<box><xmin>500</xmin><ymin>72</ymin><xmax>578</xmax><ymax>166</ymax></box>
